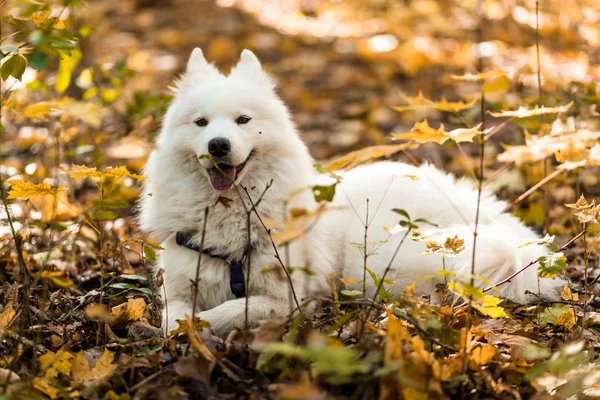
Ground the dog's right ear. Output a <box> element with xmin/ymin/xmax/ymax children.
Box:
<box><xmin>186</xmin><ymin>48</ymin><xmax>211</xmax><ymax>77</ymax></box>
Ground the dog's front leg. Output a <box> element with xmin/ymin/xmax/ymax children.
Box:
<box><xmin>197</xmin><ymin>295</ymin><xmax>291</xmax><ymax>337</ymax></box>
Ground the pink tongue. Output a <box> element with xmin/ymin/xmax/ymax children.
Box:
<box><xmin>209</xmin><ymin>165</ymin><xmax>236</xmax><ymax>191</ymax></box>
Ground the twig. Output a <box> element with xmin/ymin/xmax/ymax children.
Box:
<box><xmin>239</xmin><ymin>185</ymin><xmax>302</xmax><ymax>312</ymax></box>
<box><xmin>483</xmin><ymin>230</ymin><xmax>586</xmax><ymax>293</ymax></box>
<box><xmin>363</xmin><ymin>198</ymin><xmax>369</xmax><ymax>296</ymax></box>
<box><xmin>185</xmin><ymin>207</ymin><xmax>209</xmax><ymax>357</ymax></box>
<box><xmin>359</xmin><ymin>228</ymin><xmax>412</xmax><ymax>338</ymax></box>
<box><xmin>502</xmin><ymin>168</ymin><xmax>563</xmax><ymax>213</ymax></box>
<box><xmin>0</xmin><ymin>174</ymin><xmax>31</xmax><ymax>328</ymax></box>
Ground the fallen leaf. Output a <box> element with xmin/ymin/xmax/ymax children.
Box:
<box><xmin>392</xmin><ymin>120</ymin><xmax>482</xmax><ymax>145</ymax></box>
<box><xmin>326</xmin><ymin>143</ymin><xmax>416</xmax><ymax>171</ymax></box>
<box><xmin>72</xmin><ymin>349</ymin><xmax>118</xmax><ymax>385</ymax></box>
<box><xmin>489</xmin><ymin>102</ymin><xmax>573</xmax><ymax>118</ymax></box>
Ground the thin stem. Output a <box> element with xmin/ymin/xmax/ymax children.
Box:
<box><xmin>363</xmin><ymin>198</ymin><xmax>369</xmax><ymax>296</ymax></box>
<box><xmin>360</xmin><ymin>228</ymin><xmax>412</xmax><ymax>338</ymax></box>
<box><xmin>483</xmin><ymin>230</ymin><xmax>586</xmax><ymax>293</ymax></box>
<box><xmin>239</xmin><ymin>185</ymin><xmax>301</xmax><ymax>312</ymax></box>
<box><xmin>502</xmin><ymin>168</ymin><xmax>563</xmax><ymax>213</ymax></box>
<box><xmin>185</xmin><ymin>207</ymin><xmax>209</xmax><ymax>357</ymax></box>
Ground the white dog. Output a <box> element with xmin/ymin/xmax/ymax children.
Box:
<box><xmin>139</xmin><ymin>48</ymin><xmax>564</xmax><ymax>336</ymax></box>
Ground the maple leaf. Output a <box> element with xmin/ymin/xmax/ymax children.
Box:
<box><xmin>326</xmin><ymin>143</ymin><xmax>416</xmax><ymax>172</ymax></box>
<box><xmin>110</xmin><ymin>298</ymin><xmax>147</xmax><ymax>322</ymax></box>
<box><xmin>7</xmin><ymin>180</ymin><xmax>66</xmax><ymax>200</ymax></box>
<box><xmin>168</xmin><ymin>317</ymin><xmax>211</xmax><ymax>338</ymax></box>
<box><xmin>392</xmin><ymin>120</ymin><xmax>482</xmax><ymax>145</ymax></box>
<box><xmin>65</xmin><ymin>164</ymin><xmax>144</xmax><ymax>181</ymax></box>
<box><xmin>39</xmin><ymin>349</ymin><xmax>75</xmax><ymax>379</ymax></box>
<box><xmin>489</xmin><ymin>101</ymin><xmax>573</xmax><ymax>118</ymax></box>
<box><xmin>393</xmin><ymin>91</ymin><xmax>477</xmax><ymax>112</ymax></box>
<box><xmin>555</xmin><ymin>307</ymin><xmax>576</xmax><ymax>329</ymax></box>
<box><xmin>469</xmin><ymin>344</ymin><xmax>496</xmax><ymax>366</ymax></box>
<box><xmin>72</xmin><ymin>349</ymin><xmax>117</xmax><ymax>385</ymax></box>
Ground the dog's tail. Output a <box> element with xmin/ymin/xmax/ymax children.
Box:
<box><xmin>446</xmin><ymin>215</ymin><xmax>564</xmax><ymax>302</ymax></box>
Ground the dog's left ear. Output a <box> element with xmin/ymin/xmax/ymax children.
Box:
<box><xmin>230</xmin><ymin>49</ymin><xmax>274</xmax><ymax>88</ymax></box>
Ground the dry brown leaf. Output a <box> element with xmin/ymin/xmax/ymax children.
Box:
<box><xmin>326</xmin><ymin>143</ymin><xmax>415</xmax><ymax>172</ymax></box>
<box><xmin>0</xmin><ymin>306</ymin><xmax>16</xmax><ymax>329</ymax></box>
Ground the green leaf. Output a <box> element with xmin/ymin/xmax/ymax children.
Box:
<box><xmin>91</xmin><ymin>210</ymin><xmax>119</xmax><ymax>221</ymax></box>
<box><xmin>92</xmin><ymin>199</ymin><xmax>130</xmax><ymax>209</ymax></box>
<box><xmin>143</xmin><ymin>245</ymin><xmax>156</xmax><ymax>262</ymax></box>
<box><xmin>538</xmin><ymin>252</ymin><xmax>567</xmax><ymax>278</ymax></box>
<box><xmin>1</xmin><ymin>54</ymin><xmax>27</xmax><ymax>81</ymax></box>
<box><xmin>312</xmin><ymin>184</ymin><xmax>336</xmax><ymax>202</ymax></box>
<box><xmin>392</xmin><ymin>208</ymin><xmax>411</xmax><ymax>221</ymax></box>
<box><xmin>119</xmin><ymin>274</ymin><xmax>147</xmax><ymax>281</ymax></box>
<box><xmin>29</xmin><ymin>51</ymin><xmax>49</xmax><ymax>70</ymax></box>
<box><xmin>340</xmin><ymin>290</ymin><xmax>362</xmax><ymax>298</ymax></box>
<box><xmin>109</xmin><ymin>283</ymin><xmax>137</xmax><ymax>290</ymax></box>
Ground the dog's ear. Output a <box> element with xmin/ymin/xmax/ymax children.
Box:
<box><xmin>230</xmin><ymin>49</ymin><xmax>274</xmax><ymax>88</ymax></box>
<box><xmin>185</xmin><ymin>48</ymin><xmax>219</xmax><ymax>81</ymax></box>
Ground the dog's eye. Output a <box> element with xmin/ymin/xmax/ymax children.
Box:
<box><xmin>236</xmin><ymin>115</ymin><xmax>251</xmax><ymax>125</ymax></box>
<box><xmin>195</xmin><ymin>118</ymin><xmax>208</xmax><ymax>127</ymax></box>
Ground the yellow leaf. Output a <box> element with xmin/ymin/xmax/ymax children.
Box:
<box><xmin>85</xmin><ymin>304</ymin><xmax>115</xmax><ymax>323</ymax></box>
<box><xmin>483</xmin><ymin>75</ymin><xmax>511</xmax><ymax>93</ymax></box>
<box><xmin>56</xmin><ymin>49</ymin><xmax>81</xmax><ymax>95</ymax></box>
<box><xmin>271</xmin><ymin>205</ymin><xmax>339</xmax><ymax>245</ymax></box>
<box><xmin>39</xmin><ymin>349</ymin><xmax>75</xmax><ymax>379</ymax></box>
<box><xmin>102</xmin><ymin>166</ymin><xmax>144</xmax><ymax>181</ymax></box>
<box><xmin>565</xmin><ymin>194</ymin><xmax>592</xmax><ymax>210</ymax></box>
<box><xmin>30</xmin><ymin>10</ymin><xmax>51</xmax><ymax>26</ymax></box>
<box><xmin>72</xmin><ymin>349</ymin><xmax>117</xmax><ymax>384</ymax></box>
<box><xmin>168</xmin><ymin>317</ymin><xmax>211</xmax><ymax>338</ymax></box>
<box><xmin>561</xmin><ymin>286</ymin><xmax>579</xmax><ymax>301</ymax></box>
<box><xmin>469</xmin><ymin>344</ymin><xmax>496</xmax><ymax>366</ymax></box>
<box><xmin>23</xmin><ymin>98</ymin><xmax>74</xmax><ymax>119</ymax></box>
<box><xmin>451</xmin><ymin>70</ymin><xmax>507</xmax><ymax>82</ymax></box>
<box><xmin>401</xmin><ymin>388</ymin><xmax>428</xmax><ymax>400</ymax></box>
<box><xmin>7</xmin><ymin>180</ymin><xmax>66</xmax><ymax>200</ymax></box>
<box><xmin>33</xmin><ymin>377</ymin><xmax>59</xmax><ymax>399</ymax></box>
<box><xmin>40</xmin><ymin>270</ymin><xmax>74</xmax><ymax>288</ymax></box>
<box><xmin>326</xmin><ymin>143</ymin><xmax>416</xmax><ymax>172</ymax></box>
<box><xmin>111</xmin><ymin>298</ymin><xmax>146</xmax><ymax>322</ymax></box>
<box><xmin>339</xmin><ymin>277</ymin><xmax>357</xmax><ymax>286</ymax></box>
<box><xmin>65</xmin><ymin>164</ymin><xmax>144</xmax><ymax>181</ymax></box>
<box><xmin>489</xmin><ymin>101</ymin><xmax>573</xmax><ymax>118</ymax></box>
<box><xmin>67</xmin><ymin>101</ymin><xmax>101</xmax><ymax>128</ymax></box>
<box><xmin>555</xmin><ymin>308</ymin><xmax>576</xmax><ymax>329</ymax></box>
<box><xmin>392</xmin><ymin>120</ymin><xmax>482</xmax><ymax>145</ymax></box>
<box><xmin>0</xmin><ymin>306</ymin><xmax>16</xmax><ymax>329</ymax></box>
<box><xmin>186</xmin><ymin>317</ymin><xmax>217</xmax><ymax>362</ymax></box>
<box><xmin>394</xmin><ymin>91</ymin><xmax>477</xmax><ymax>112</ymax></box>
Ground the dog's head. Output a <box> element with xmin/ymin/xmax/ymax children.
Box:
<box><xmin>159</xmin><ymin>48</ymin><xmax>298</xmax><ymax>191</ymax></box>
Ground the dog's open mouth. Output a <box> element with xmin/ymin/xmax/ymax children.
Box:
<box><xmin>208</xmin><ymin>155</ymin><xmax>251</xmax><ymax>191</ymax></box>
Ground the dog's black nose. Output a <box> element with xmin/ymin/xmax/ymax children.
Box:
<box><xmin>208</xmin><ymin>138</ymin><xmax>231</xmax><ymax>158</ymax></box>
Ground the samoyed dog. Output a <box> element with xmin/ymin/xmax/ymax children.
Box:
<box><xmin>140</xmin><ymin>48</ymin><xmax>563</xmax><ymax>336</ymax></box>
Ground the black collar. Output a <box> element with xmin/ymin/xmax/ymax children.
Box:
<box><xmin>175</xmin><ymin>231</ymin><xmax>249</xmax><ymax>298</ymax></box>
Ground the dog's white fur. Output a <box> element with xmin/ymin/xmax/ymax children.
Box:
<box><xmin>140</xmin><ymin>48</ymin><xmax>564</xmax><ymax>336</ymax></box>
